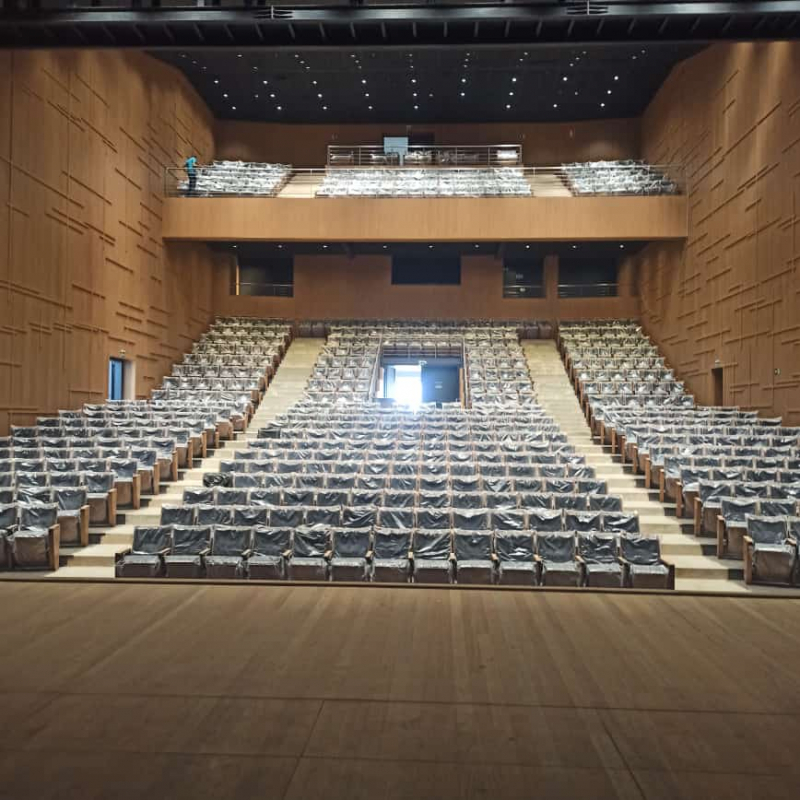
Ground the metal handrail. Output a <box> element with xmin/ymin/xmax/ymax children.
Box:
<box><xmin>328</xmin><ymin>144</ymin><xmax>523</xmax><ymax>168</ymax></box>
<box><xmin>503</xmin><ymin>284</ymin><xmax>546</xmax><ymax>299</ymax></box>
<box><xmin>237</xmin><ymin>282</ymin><xmax>294</xmax><ymax>298</ymax></box>
<box><xmin>370</xmin><ymin>335</ymin><xmax>384</xmax><ymax>402</ymax></box>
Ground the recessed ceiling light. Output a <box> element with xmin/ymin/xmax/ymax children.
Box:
<box><xmin>429</xmin><ymin>92</ymin><xmax>434</xmax><ymax>98</ymax></box>
<box><xmin>506</xmin><ymin>104</ymin><xmax>511</xmax><ymax>109</ymax></box>
<box><xmin>365</xmin><ymin>92</ymin><xmax>370</xmax><ymax>97</ymax></box>
<box><xmin>252</xmin><ymin>66</ymin><xmax>258</xmax><ymax>71</ymax></box>
<box><xmin>511</xmin><ymin>77</ymin><xmax>517</xmax><ymax>83</ymax></box>
<box><xmin>322</xmin><ymin>245</ymin><xmax>328</xmax><ymax>249</ymax></box>
<box><xmin>607</xmin><ymin>89</ymin><xmax>612</xmax><ymax>95</ymax></box>
<box><xmin>277</xmin><ymin>244</ymin><xmax>283</xmax><ymax>249</ymax></box>
<box><xmin>382</xmin><ymin>245</ymin><xmax>388</xmax><ymax>249</ymax></box>
<box><xmin>231</xmin><ymin>106</ymin><xmax>236</xmax><ymax>110</ymax></box>
<box><xmin>620</xmin><ymin>244</ymin><xmax>625</xmax><ymax>249</ymax></box>
<box><xmin>323</xmin><ymin>106</ymin><xmax>328</xmax><ymax>110</ymax></box>
<box><xmin>262</xmin><ymin>80</ymin><xmax>268</xmax><ymax>85</ymax></box>
<box><xmin>460</xmin><ymin>92</ymin><xmax>465</xmax><ymax>97</ymax></box>
<box><xmin>553</xmin><ymin>103</ymin><xmax>558</xmax><ymax>108</ymax></box>
<box><xmin>312</xmin><ymin>80</ymin><xmax>317</xmax><ymax>85</ymax></box>
<box><xmin>223</xmin><ymin>93</ymin><xmax>228</xmax><ymax>98</ymax></box>
<box><xmin>572</xmin><ymin>245</ymin><xmax>578</xmax><ymax>250</ymax></box>
<box><xmin>461</xmin><ymin>77</ymin><xmax>467</xmax><ymax>83</ymax></box>
<box><xmin>412</xmin><ymin>78</ymin><xmax>417</xmax><ymax>84</ymax></box>
<box><xmin>614</xmin><ymin>75</ymin><xmax>620</xmax><ymax>81</ymax></box>
<box><xmin>254</xmin><ymin>94</ymin><xmax>259</xmax><ymax>98</ymax></box>
<box><xmin>270</xmin><ymin>93</ymin><xmax>276</xmax><ymax>98</ymax></box>
<box><xmin>574</xmin><ymin>91</ymin><xmax>579</xmax><ymax>96</ymax></box>
<box><xmin>214</xmin><ymin>79</ymin><xmax>219</xmax><ymax>84</ymax></box>
<box><xmin>277</xmin><ymin>105</ymin><xmax>282</xmax><ymax>111</ymax></box>
<box><xmin>232</xmin><ymin>244</ymin><xmax>237</xmax><ymax>248</ymax></box>
<box><xmin>412</xmin><ymin>92</ymin><xmax>417</xmax><ymax>97</ymax></box>
<box><xmin>525</xmin><ymin>244</ymin><xmax>530</xmax><ymax>250</ymax></box>
<box><xmin>368</xmin><ymin>105</ymin><xmax>373</xmax><ymax>110</ymax></box>
<box><xmin>428</xmin><ymin>245</ymin><xmax>434</xmax><ymax>249</ymax></box>
<box><xmin>562</xmin><ymin>76</ymin><xmax>568</xmax><ymax>82</ymax></box>
<box><xmin>600</xmin><ymin>102</ymin><xmax>606</xmax><ymax>107</ymax></box>
<box><xmin>474</xmin><ymin>244</ymin><xmax>479</xmax><ymax>249</ymax></box>
<box><xmin>237</xmin><ymin>54</ymin><xmax>242</xmax><ymax>58</ymax></box>
<box><xmin>317</xmin><ymin>93</ymin><xmax>323</xmax><ymax>98</ymax></box>
<box><xmin>361</xmin><ymin>79</ymin><xmax>367</xmax><ymax>84</ymax></box>
<box><xmin>414</xmin><ymin>105</ymin><xmax>419</xmax><ymax>110</ymax></box>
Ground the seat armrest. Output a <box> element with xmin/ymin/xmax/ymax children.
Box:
<box><xmin>324</xmin><ymin>549</ymin><xmax>332</xmax><ymax>559</ymax></box>
<box><xmin>80</xmin><ymin>505</ymin><xmax>91</xmax><ymax>547</ymax></box>
<box><xmin>365</xmin><ymin>549</ymin><xmax>374</xmax><ymax>560</ymax></box>
<box><xmin>742</xmin><ymin>536</ymin><xmax>755</xmax><ymax>584</ymax></box>
<box><xmin>675</xmin><ymin>481</ymin><xmax>683</xmax><ymax>517</ymax></box>
<box><xmin>716</xmin><ymin>515</ymin><xmax>726</xmax><ymax>558</ymax></box>
<box><xmin>48</xmin><ymin>523</ymin><xmax>61</xmax><ymax>572</ymax></box>
<box><xmin>241</xmin><ymin>549</ymin><xmax>253</xmax><ymax>558</ymax></box>
<box><xmin>199</xmin><ymin>547</ymin><xmax>211</xmax><ymax>557</ymax></box>
<box><xmin>282</xmin><ymin>549</ymin><xmax>292</xmax><ymax>558</ymax></box>
<box><xmin>693</xmin><ymin>497</ymin><xmax>702</xmax><ymax>537</ymax></box>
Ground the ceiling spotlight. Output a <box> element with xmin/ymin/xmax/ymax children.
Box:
<box><xmin>277</xmin><ymin>244</ymin><xmax>283</xmax><ymax>249</ymax></box>
<box><xmin>237</xmin><ymin>54</ymin><xmax>242</xmax><ymax>58</ymax></box>
<box><xmin>412</xmin><ymin>92</ymin><xmax>418</xmax><ymax>97</ymax></box>
<box><xmin>232</xmin><ymin>244</ymin><xmax>237</xmax><ymax>248</ymax></box>
<box><xmin>614</xmin><ymin>75</ymin><xmax>620</xmax><ymax>81</ymax></box>
<box><xmin>323</xmin><ymin>105</ymin><xmax>328</xmax><ymax>110</ymax></box>
<box><xmin>214</xmin><ymin>79</ymin><xmax>219</xmax><ymax>84</ymax></box>
<box><xmin>223</xmin><ymin>93</ymin><xmax>228</xmax><ymax>98</ymax></box>
<box><xmin>600</xmin><ymin>102</ymin><xmax>606</xmax><ymax>108</ymax></box>
<box><xmin>429</xmin><ymin>92</ymin><xmax>434</xmax><ymax>98</ymax></box>
<box><xmin>474</xmin><ymin>244</ymin><xmax>479</xmax><ymax>249</ymax></box>
<box><xmin>508</xmin><ymin>92</ymin><xmax>514</xmax><ymax>97</ymax></box>
<box><xmin>525</xmin><ymin>244</ymin><xmax>530</xmax><ymax>250</ymax></box>
<box><xmin>460</xmin><ymin>92</ymin><xmax>465</xmax><ymax>97</ymax></box>
<box><xmin>312</xmin><ymin>80</ymin><xmax>317</xmax><ymax>85</ymax></box>
<box><xmin>231</xmin><ymin>106</ymin><xmax>236</xmax><ymax>110</ymax></box>
<box><xmin>383</xmin><ymin>245</ymin><xmax>388</xmax><ymax>249</ymax></box>
<box><xmin>428</xmin><ymin>245</ymin><xmax>434</xmax><ymax>249</ymax></box>
<box><xmin>412</xmin><ymin>78</ymin><xmax>417</xmax><ymax>84</ymax></box>
<box><xmin>607</xmin><ymin>89</ymin><xmax>612</xmax><ymax>95</ymax></box>
<box><xmin>620</xmin><ymin>244</ymin><xmax>625</xmax><ymax>249</ymax></box>
<box><xmin>368</xmin><ymin>105</ymin><xmax>373</xmax><ymax>110</ymax></box>
<box><xmin>562</xmin><ymin>76</ymin><xmax>568</xmax><ymax>82</ymax></box>
<box><xmin>365</xmin><ymin>92</ymin><xmax>370</xmax><ymax>97</ymax></box>
<box><xmin>252</xmin><ymin>66</ymin><xmax>258</xmax><ymax>71</ymax></box>
<box><xmin>511</xmin><ymin>77</ymin><xmax>517</xmax><ymax>83</ymax></box>
<box><xmin>553</xmin><ymin>103</ymin><xmax>558</xmax><ymax>108</ymax></box>
<box><xmin>322</xmin><ymin>245</ymin><xmax>328</xmax><ymax>249</ymax></box>
<box><xmin>414</xmin><ymin>104</ymin><xmax>419</xmax><ymax>110</ymax></box>
<box><xmin>506</xmin><ymin>104</ymin><xmax>511</xmax><ymax>109</ymax></box>
<box><xmin>572</xmin><ymin>245</ymin><xmax>578</xmax><ymax>250</ymax></box>
<box><xmin>461</xmin><ymin>77</ymin><xmax>467</xmax><ymax>83</ymax></box>
<box><xmin>317</xmin><ymin>93</ymin><xmax>323</xmax><ymax>98</ymax></box>
<box><xmin>574</xmin><ymin>91</ymin><xmax>579</xmax><ymax>96</ymax></box>
<box><xmin>254</xmin><ymin>94</ymin><xmax>259</xmax><ymax>98</ymax></box>
<box><xmin>361</xmin><ymin>79</ymin><xmax>367</xmax><ymax>84</ymax></box>
<box><xmin>270</xmin><ymin>93</ymin><xmax>276</xmax><ymax>98</ymax></box>
<box><xmin>276</xmin><ymin>105</ymin><xmax>282</xmax><ymax>111</ymax></box>
<box><xmin>262</xmin><ymin>80</ymin><xmax>268</xmax><ymax>85</ymax></box>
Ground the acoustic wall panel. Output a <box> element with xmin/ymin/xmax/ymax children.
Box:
<box><xmin>0</xmin><ymin>50</ymin><xmax>221</xmax><ymax>434</ymax></box>
<box><xmin>629</xmin><ymin>42</ymin><xmax>800</xmax><ymax>423</ymax></box>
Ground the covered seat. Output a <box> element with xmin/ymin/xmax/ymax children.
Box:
<box><xmin>109</xmin><ymin>458</ymin><xmax>141</xmax><ymax>509</ymax></box>
<box><xmin>247</xmin><ymin>526</ymin><xmax>292</xmax><ymax>580</ymax></box>
<box><xmin>84</xmin><ymin>472</ymin><xmax>118</xmax><ymax>526</ymax></box>
<box><xmin>205</xmin><ymin>526</ymin><xmax>252</xmax><ymax>579</ymax></box>
<box><xmin>454</xmin><ymin>530</ymin><xmax>495</xmax><ymax>585</ymax></box>
<box><xmin>743</xmin><ymin>516</ymin><xmax>797</xmax><ymax>586</ymax></box>
<box><xmin>288</xmin><ymin>525</ymin><xmax>330</xmax><ymax>581</ymax></box>
<box><xmin>115</xmin><ymin>526</ymin><xmax>171</xmax><ymax>578</ymax></box>
<box><xmin>577</xmin><ymin>532</ymin><xmax>624</xmax><ymax>588</ymax></box>
<box><xmin>12</xmin><ymin>503</ymin><xmax>60</xmax><ymax>570</ymax></box>
<box><xmin>0</xmin><ymin>503</ymin><xmax>17</xmax><ymax>569</ymax></box>
<box><xmin>371</xmin><ymin>528</ymin><xmax>412</xmax><ymax>583</ymax></box>
<box><xmin>54</xmin><ymin>487</ymin><xmax>90</xmax><ymax>546</ymax></box>
<box><xmin>329</xmin><ymin>528</ymin><xmax>372</xmax><ymax>582</ymax></box>
<box><xmin>412</xmin><ymin>530</ymin><xmax>453</xmax><ymax>584</ymax></box>
<box><xmin>717</xmin><ymin>498</ymin><xmax>758</xmax><ymax>559</ymax></box>
<box><xmin>620</xmin><ymin>534</ymin><xmax>674</xmax><ymax>589</ymax></box>
<box><xmin>536</xmin><ymin>532</ymin><xmax>580</xmax><ymax>586</ymax></box>
<box><xmin>495</xmin><ymin>531</ymin><xmax>536</xmax><ymax>585</ymax></box>
<box><xmin>164</xmin><ymin>525</ymin><xmax>212</xmax><ymax>578</ymax></box>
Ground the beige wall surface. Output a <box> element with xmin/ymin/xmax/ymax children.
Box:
<box><xmin>0</xmin><ymin>50</ymin><xmax>221</xmax><ymax>433</ymax></box>
<box><xmin>627</xmin><ymin>41</ymin><xmax>800</xmax><ymax>422</ymax></box>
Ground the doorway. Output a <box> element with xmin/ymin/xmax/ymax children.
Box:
<box><xmin>711</xmin><ymin>366</ymin><xmax>724</xmax><ymax>406</ymax></box>
<box><xmin>108</xmin><ymin>358</ymin><xmax>125</xmax><ymax>401</ymax></box>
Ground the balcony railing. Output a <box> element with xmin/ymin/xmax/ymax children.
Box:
<box><xmin>502</xmin><ymin>284</ymin><xmax>546</xmax><ymax>299</ymax></box>
<box><xmin>327</xmin><ymin>144</ymin><xmax>523</xmax><ymax>168</ymax></box>
<box><xmin>236</xmin><ymin>282</ymin><xmax>294</xmax><ymax>298</ymax></box>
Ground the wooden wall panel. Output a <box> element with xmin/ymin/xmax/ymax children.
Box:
<box><xmin>215</xmin><ymin>118</ymin><xmax>641</xmax><ymax>168</ymax></box>
<box><xmin>212</xmin><ymin>254</ymin><xmax>639</xmax><ymax>322</ymax></box>
<box><xmin>164</xmin><ymin>195</ymin><xmax>688</xmax><ymax>242</ymax></box>
<box><xmin>628</xmin><ymin>41</ymin><xmax>800</xmax><ymax>423</ymax></box>
<box><xmin>0</xmin><ymin>50</ymin><xmax>221</xmax><ymax>434</ymax></box>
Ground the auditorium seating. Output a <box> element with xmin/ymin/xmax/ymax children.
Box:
<box><xmin>561</xmin><ymin>160</ymin><xmax>679</xmax><ymax>196</ymax></box>
<box><xmin>178</xmin><ymin>160</ymin><xmax>291</xmax><ymax>196</ymax></box>
<box><xmin>561</xmin><ymin>320</ymin><xmax>800</xmax><ymax>586</ymax></box>
<box><xmin>315</xmin><ymin>168</ymin><xmax>531</xmax><ymax>197</ymax></box>
<box><xmin>0</xmin><ymin>316</ymin><xmax>292</xmax><ymax>572</ymax></box>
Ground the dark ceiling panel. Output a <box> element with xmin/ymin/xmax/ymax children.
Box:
<box><xmin>152</xmin><ymin>42</ymin><xmax>701</xmax><ymax>124</ymax></box>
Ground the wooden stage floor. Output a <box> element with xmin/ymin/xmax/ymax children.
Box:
<box><xmin>1</xmin><ymin>582</ymin><xmax>800</xmax><ymax>799</ymax></box>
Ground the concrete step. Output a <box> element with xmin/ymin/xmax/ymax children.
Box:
<box><xmin>668</xmin><ymin>554</ymin><xmax>744</xmax><ymax>581</ymax></box>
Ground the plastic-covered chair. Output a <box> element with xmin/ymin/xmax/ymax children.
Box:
<box><xmin>12</xmin><ymin>503</ymin><xmax>60</xmax><ymax>570</ymax></box>
<box><xmin>495</xmin><ymin>531</ymin><xmax>536</xmax><ymax>586</ymax></box>
<box><xmin>717</xmin><ymin>498</ymin><xmax>758</xmax><ymax>559</ymax></box>
<box><xmin>205</xmin><ymin>526</ymin><xmax>252</xmax><ymax>579</ymax></box>
<box><xmin>454</xmin><ymin>531</ymin><xmax>495</xmax><ymax>585</ymax></box>
<box><xmin>329</xmin><ymin>528</ymin><xmax>372</xmax><ymax>582</ymax></box>
<box><xmin>371</xmin><ymin>528</ymin><xmax>412</xmax><ymax>583</ymax></box>
<box><xmin>577</xmin><ymin>533</ymin><xmax>624</xmax><ymax>588</ymax></box>
<box><xmin>288</xmin><ymin>525</ymin><xmax>330</xmax><ymax>581</ymax></box>
<box><xmin>54</xmin><ymin>487</ymin><xmax>90</xmax><ymax>546</ymax></box>
<box><xmin>115</xmin><ymin>526</ymin><xmax>171</xmax><ymax>578</ymax></box>
<box><xmin>743</xmin><ymin>516</ymin><xmax>797</xmax><ymax>586</ymax></box>
<box><xmin>535</xmin><ymin>532</ymin><xmax>580</xmax><ymax>587</ymax></box>
<box><xmin>247</xmin><ymin>526</ymin><xmax>292</xmax><ymax>580</ymax></box>
<box><xmin>411</xmin><ymin>530</ymin><xmax>453</xmax><ymax>584</ymax></box>
<box><xmin>164</xmin><ymin>525</ymin><xmax>212</xmax><ymax>578</ymax></box>
<box><xmin>620</xmin><ymin>534</ymin><xmax>674</xmax><ymax>589</ymax></box>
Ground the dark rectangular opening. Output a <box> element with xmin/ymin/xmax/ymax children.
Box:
<box><xmin>558</xmin><ymin>257</ymin><xmax>618</xmax><ymax>298</ymax></box>
<box><xmin>712</xmin><ymin>366</ymin><xmax>724</xmax><ymax>406</ymax></box>
<box><xmin>236</xmin><ymin>256</ymin><xmax>294</xmax><ymax>297</ymax></box>
<box><xmin>108</xmin><ymin>358</ymin><xmax>124</xmax><ymax>401</ymax></box>
<box><xmin>391</xmin><ymin>255</ymin><xmax>461</xmax><ymax>285</ymax></box>
<box><xmin>503</xmin><ymin>257</ymin><xmax>545</xmax><ymax>299</ymax></box>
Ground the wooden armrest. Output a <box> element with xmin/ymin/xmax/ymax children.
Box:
<box><xmin>282</xmin><ymin>549</ymin><xmax>292</xmax><ymax>558</ymax></box>
<box><xmin>157</xmin><ymin>547</ymin><xmax>171</xmax><ymax>556</ymax></box>
<box><xmin>743</xmin><ymin>536</ymin><xmax>755</xmax><ymax>584</ymax></box>
<box><xmin>693</xmin><ymin>497</ymin><xmax>702</xmax><ymax>537</ymax></box>
<box><xmin>241</xmin><ymin>549</ymin><xmax>253</xmax><ymax>558</ymax></box>
<box><xmin>408</xmin><ymin>551</ymin><xmax>415</xmax><ymax>561</ymax></box>
<box><xmin>324</xmin><ymin>549</ymin><xmax>333</xmax><ymax>559</ymax></box>
<box><xmin>490</xmin><ymin>553</ymin><xmax>499</xmax><ymax>562</ymax></box>
<box><xmin>533</xmin><ymin>554</ymin><xmax>542</xmax><ymax>563</ymax></box>
<box><xmin>199</xmin><ymin>547</ymin><xmax>211</xmax><ymax>557</ymax></box>
<box><xmin>675</xmin><ymin>481</ymin><xmax>684</xmax><ymax>517</ymax></box>
<box><xmin>716</xmin><ymin>516</ymin><xmax>726</xmax><ymax>557</ymax></box>
<box><xmin>365</xmin><ymin>549</ymin><xmax>374</xmax><ymax>560</ymax></box>
<box><xmin>448</xmin><ymin>553</ymin><xmax>456</xmax><ymax>562</ymax></box>
<box><xmin>48</xmin><ymin>523</ymin><xmax>61</xmax><ymax>572</ymax></box>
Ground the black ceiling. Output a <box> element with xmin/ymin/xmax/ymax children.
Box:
<box><xmin>2</xmin><ymin>3</ymin><xmax>800</xmax><ymax>48</ymax></box>
<box><xmin>154</xmin><ymin>42</ymin><xmax>700</xmax><ymax>123</ymax></box>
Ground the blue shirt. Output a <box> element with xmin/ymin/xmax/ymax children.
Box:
<box><xmin>185</xmin><ymin>156</ymin><xmax>197</xmax><ymax>174</ymax></box>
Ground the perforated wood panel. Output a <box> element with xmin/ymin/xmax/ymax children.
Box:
<box><xmin>630</xmin><ymin>42</ymin><xmax>800</xmax><ymax>423</ymax></box>
<box><xmin>0</xmin><ymin>50</ymin><xmax>220</xmax><ymax>434</ymax></box>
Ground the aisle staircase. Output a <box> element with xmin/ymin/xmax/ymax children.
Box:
<box><xmin>523</xmin><ymin>340</ymin><xmax>750</xmax><ymax>593</ymax></box>
<box><xmin>48</xmin><ymin>337</ymin><xmax>326</xmax><ymax>579</ymax></box>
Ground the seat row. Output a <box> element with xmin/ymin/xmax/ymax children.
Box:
<box><xmin>115</xmin><ymin>525</ymin><xmax>672</xmax><ymax>588</ymax></box>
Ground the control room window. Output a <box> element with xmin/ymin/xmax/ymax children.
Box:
<box><xmin>502</xmin><ymin>257</ymin><xmax>545</xmax><ymax>298</ymax></box>
<box><xmin>235</xmin><ymin>257</ymin><xmax>294</xmax><ymax>297</ymax></box>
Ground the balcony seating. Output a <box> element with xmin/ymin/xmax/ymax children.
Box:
<box><xmin>316</xmin><ymin>167</ymin><xmax>531</xmax><ymax>198</ymax></box>
<box><xmin>178</xmin><ymin>160</ymin><xmax>291</xmax><ymax>196</ymax></box>
<box><xmin>561</xmin><ymin>160</ymin><xmax>679</xmax><ymax>196</ymax></box>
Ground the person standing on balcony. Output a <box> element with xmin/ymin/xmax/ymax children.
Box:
<box><xmin>184</xmin><ymin>154</ymin><xmax>198</xmax><ymax>195</ymax></box>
